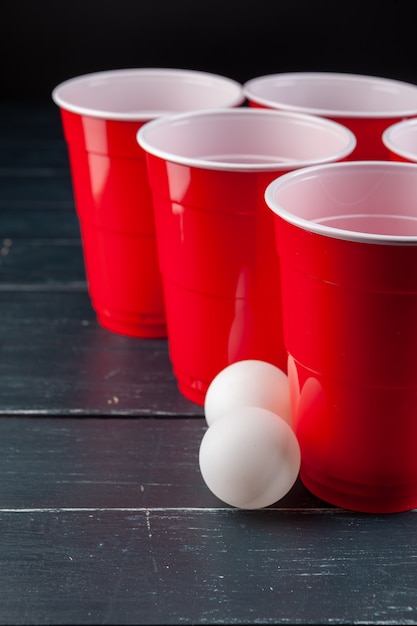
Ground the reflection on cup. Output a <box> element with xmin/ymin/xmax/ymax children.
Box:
<box><xmin>52</xmin><ymin>68</ymin><xmax>244</xmax><ymax>337</ymax></box>
<box><xmin>138</xmin><ymin>107</ymin><xmax>355</xmax><ymax>405</ymax></box>
<box><xmin>266</xmin><ymin>160</ymin><xmax>417</xmax><ymax>513</ymax></box>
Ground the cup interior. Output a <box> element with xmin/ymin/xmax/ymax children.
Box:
<box><xmin>244</xmin><ymin>72</ymin><xmax>417</xmax><ymax>118</ymax></box>
<box><xmin>383</xmin><ymin>118</ymin><xmax>417</xmax><ymax>161</ymax></box>
<box><xmin>265</xmin><ymin>161</ymin><xmax>417</xmax><ymax>242</ymax></box>
<box><xmin>52</xmin><ymin>68</ymin><xmax>243</xmax><ymax>119</ymax></box>
<box><xmin>137</xmin><ymin>109</ymin><xmax>356</xmax><ymax>170</ymax></box>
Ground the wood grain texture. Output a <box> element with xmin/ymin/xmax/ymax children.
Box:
<box><xmin>0</xmin><ymin>417</ymin><xmax>414</xmax><ymax>625</ymax></box>
<box><xmin>1</xmin><ymin>508</ymin><xmax>417</xmax><ymax>625</ymax></box>
<box><xmin>0</xmin><ymin>417</ymin><xmax>319</xmax><ymax>509</ymax></box>
<box><xmin>0</xmin><ymin>209</ymin><xmax>80</xmax><ymax>239</ymax></box>
<box><xmin>0</xmin><ymin>292</ymin><xmax>203</xmax><ymax>416</ymax></box>
<box><xmin>0</xmin><ymin>172</ymin><xmax>74</xmax><ymax>209</ymax></box>
<box><xmin>0</xmin><ymin>239</ymin><xmax>85</xmax><ymax>286</ymax></box>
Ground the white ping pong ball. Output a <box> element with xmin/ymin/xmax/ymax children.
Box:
<box><xmin>199</xmin><ymin>406</ymin><xmax>301</xmax><ymax>509</ymax></box>
<box><xmin>204</xmin><ymin>359</ymin><xmax>291</xmax><ymax>427</ymax></box>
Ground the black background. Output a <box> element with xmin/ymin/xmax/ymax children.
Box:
<box><xmin>2</xmin><ymin>0</ymin><xmax>417</xmax><ymax>101</ymax></box>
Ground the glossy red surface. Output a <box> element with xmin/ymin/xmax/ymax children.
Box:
<box><xmin>60</xmin><ymin>109</ymin><xmax>166</xmax><ymax>337</ymax></box>
<box><xmin>327</xmin><ymin>115</ymin><xmax>412</xmax><ymax>160</ymax></box>
<box><xmin>248</xmin><ymin>101</ymin><xmax>415</xmax><ymax>160</ymax></box>
<box><xmin>384</xmin><ymin>142</ymin><xmax>417</xmax><ymax>163</ymax></box>
<box><xmin>276</xmin><ymin>218</ymin><xmax>417</xmax><ymax>512</ymax></box>
<box><xmin>145</xmin><ymin>155</ymin><xmax>289</xmax><ymax>405</ymax></box>
<box><xmin>386</xmin><ymin>152</ymin><xmax>411</xmax><ymax>162</ymax></box>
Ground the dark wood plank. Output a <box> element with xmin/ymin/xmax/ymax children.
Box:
<box><xmin>0</xmin><ymin>103</ymin><xmax>70</xmax><ymax>175</ymax></box>
<box><xmin>0</xmin><ymin>414</ymin><xmax>413</xmax><ymax>625</ymax></box>
<box><xmin>1</xmin><ymin>506</ymin><xmax>417</xmax><ymax>625</ymax></box>
<box><xmin>0</xmin><ymin>209</ymin><xmax>80</xmax><ymax>239</ymax></box>
<box><xmin>0</xmin><ymin>291</ymin><xmax>203</xmax><ymax>416</ymax></box>
<box><xmin>0</xmin><ymin>101</ymin><xmax>64</xmax><ymax>140</ymax></box>
<box><xmin>0</xmin><ymin>238</ymin><xmax>85</xmax><ymax>285</ymax></box>
<box><xmin>0</xmin><ymin>138</ymin><xmax>69</xmax><ymax>169</ymax></box>
<box><xmin>0</xmin><ymin>416</ymin><xmax>318</xmax><ymax>509</ymax></box>
<box><xmin>0</xmin><ymin>172</ymin><xmax>74</xmax><ymax>209</ymax></box>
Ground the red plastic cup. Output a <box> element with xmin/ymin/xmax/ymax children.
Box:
<box><xmin>265</xmin><ymin>160</ymin><xmax>417</xmax><ymax>513</ymax></box>
<box><xmin>52</xmin><ymin>68</ymin><xmax>244</xmax><ymax>337</ymax></box>
<box><xmin>383</xmin><ymin>117</ymin><xmax>417</xmax><ymax>162</ymax></box>
<box><xmin>137</xmin><ymin>108</ymin><xmax>356</xmax><ymax>405</ymax></box>
<box><xmin>244</xmin><ymin>72</ymin><xmax>417</xmax><ymax>160</ymax></box>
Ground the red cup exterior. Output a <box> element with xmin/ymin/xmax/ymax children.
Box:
<box><xmin>386</xmin><ymin>152</ymin><xmax>411</xmax><ymax>163</ymax></box>
<box><xmin>327</xmin><ymin>115</ymin><xmax>400</xmax><ymax>160</ymax></box>
<box><xmin>145</xmin><ymin>154</ymin><xmax>289</xmax><ymax>405</ymax></box>
<box><xmin>248</xmin><ymin>100</ymin><xmax>416</xmax><ymax>160</ymax></box>
<box><xmin>326</xmin><ymin>115</ymin><xmax>417</xmax><ymax>160</ymax></box>
<box><xmin>59</xmin><ymin>109</ymin><xmax>166</xmax><ymax>338</ymax></box>
<box><xmin>275</xmin><ymin>216</ymin><xmax>417</xmax><ymax>513</ymax></box>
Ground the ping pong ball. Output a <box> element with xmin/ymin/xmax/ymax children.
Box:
<box><xmin>204</xmin><ymin>360</ymin><xmax>291</xmax><ymax>427</ymax></box>
<box><xmin>199</xmin><ymin>406</ymin><xmax>301</xmax><ymax>509</ymax></box>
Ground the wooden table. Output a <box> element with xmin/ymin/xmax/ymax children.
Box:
<box><xmin>1</xmin><ymin>99</ymin><xmax>417</xmax><ymax>625</ymax></box>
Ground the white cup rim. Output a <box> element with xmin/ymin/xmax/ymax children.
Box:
<box><xmin>137</xmin><ymin>107</ymin><xmax>356</xmax><ymax>172</ymax></box>
<box><xmin>243</xmin><ymin>72</ymin><xmax>417</xmax><ymax>119</ymax></box>
<box><xmin>382</xmin><ymin>118</ymin><xmax>417</xmax><ymax>162</ymax></box>
<box><xmin>51</xmin><ymin>67</ymin><xmax>244</xmax><ymax>120</ymax></box>
<box><xmin>265</xmin><ymin>160</ymin><xmax>417</xmax><ymax>244</ymax></box>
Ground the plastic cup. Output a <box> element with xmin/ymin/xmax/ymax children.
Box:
<box><xmin>243</xmin><ymin>72</ymin><xmax>417</xmax><ymax>160</ymax></box>
<box><xmin>382</xmin><ymin>117</ymin><xmax>417</xmax><ymax>162</ymax></box>
<box><xmin>52</xmin><ymin>68</ymin><xmax>244</xmax><ymax>337</ymax></box>
<box><xmin>137</xmin><ymin>107</ymin><xmax>356</xmax><ymax>405</ymax></box>
<box><xmin>265</xmin><ymin>160</ymin><xmax>417</xmax><ymax>513</ymax></box>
